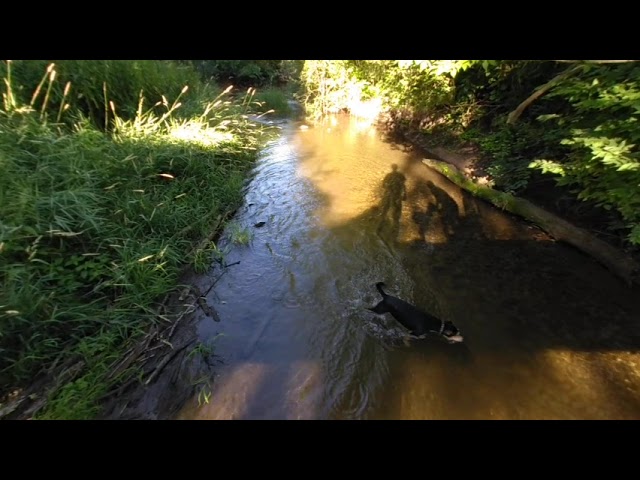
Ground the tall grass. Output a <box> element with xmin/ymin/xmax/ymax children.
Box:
<box><xmin>1</xmin><ymin>60</ymin><xmax>201</xmax><ymax>128</ymax></box>
<box><xmin>0</xmin><ymin>61</ymin><xmax>273</xmax><ymax>418</ymax></box>
<box><xmin>253</xmin><ymin>87</ymin><xmax>292</xmax><ymax>117</ymax></box>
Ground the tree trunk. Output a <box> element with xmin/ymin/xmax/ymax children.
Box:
<box><xmin>421</xmin><ymin>158</ymin><xmax>640</xmax><ymax>287</ymax></box>
<box><xmin>506</xmin><ymin>65</ymin><xmax>582</xmax><ymax>125</ymax></box>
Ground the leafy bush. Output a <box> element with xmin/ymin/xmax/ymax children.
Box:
<box><xmin>462</xmin><ymin>121</ymin><xmax>569</xmax><ymax>193</ymax></box>
<box><xmin>531</xmin><ymin>62</ymin><xmax>640</xmax><ymax>244</ymax></box>
<box><xmin>253</xmin><ymin>87</ymin><xmax>292</xmax><ymax>116</ymax></box>
<box><xmin>190</xmin><ymin>60</ymin><xmax>298</xmax><ymax>86</ymax></box>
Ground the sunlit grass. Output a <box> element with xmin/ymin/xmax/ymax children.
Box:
<box><xmin>0</xmin><ymin>61</ymin><xmax>273</xmax><ymax>418</ymax></box>
<box><xmin>168</xmin><ymin>122</ymin><xmax>235</xmax><ymax>146</ymax></box>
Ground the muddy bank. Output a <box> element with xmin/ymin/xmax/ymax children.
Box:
<box><xmin>0</xmin><ymin>267</ymin><xmax>226</xmax><ymax>420</ymax></box>
<box><xmin>98</xmin><ymin>270</ymin><xmax>224</xmax><ymax>420</ymax></box>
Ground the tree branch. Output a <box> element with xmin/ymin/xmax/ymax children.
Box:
<box><xmin>506</xmin><ymin>65</ymin><xmax>583</xmax><ymax>125</ymax></box>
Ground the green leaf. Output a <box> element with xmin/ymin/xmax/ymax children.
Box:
<box><xmin>537</xmin><ymin>114</ymin><xmax>561</xmax><ymax>122</ymax></box>
<box><xmin>617</xmin><ymin>162</ymin><xmax>640</xmax><ymax>171</ymax></box>
<box><xmin>629</xmin><ymin>225</ymin><xmax>640</xmax><ymax>245</ymax></box>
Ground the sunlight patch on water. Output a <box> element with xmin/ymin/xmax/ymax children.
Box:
<box><xmin>284</xmin><ymin>360</ymin><xmax>323</xmax><ymax>420</ymax></box>
<box><xmin>538</xmin><ymin>348</ymin><xmax>640</xmax><ymax>419</ymax></box>
<box><xmin>294</xmin><ymin>114</ymin><xmax>410</xmax><ymax>228</ymax></box>
<box><xmin>177</xmin><ymin>362</ymin><xmax>268</xmax><ymax>420</ymax></box>
<box><xmin>350</xmin><ymin>98</ymin><xmax>383</xmax><ymax>122</ymax></box>
<box><xmin>542</xmin><ymin>349</ymin><xmax>608</xmax><ymax>406</ymax></box>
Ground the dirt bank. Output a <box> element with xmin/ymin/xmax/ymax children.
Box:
<box><xmin>98</xmin><ymin>268</ymin><xmax>225</xmax><ymax>420</ymax></box>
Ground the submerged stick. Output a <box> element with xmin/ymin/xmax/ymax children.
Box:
<box><xmin>144</xmin><ymin>340</ymin><xmax>194</xmax><ymax>386</ymax></box>
<box><xmin>421</xmin><ymin>158</ymin><xmax>640</xmax><ymax>287</ymax></box>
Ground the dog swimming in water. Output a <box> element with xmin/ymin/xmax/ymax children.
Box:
<box><xmin>368</xmin><ymin>282</ymin><xmax>464</xmax><ymax>344</ymax></box>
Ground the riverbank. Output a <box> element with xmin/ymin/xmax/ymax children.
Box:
<box><xmin>0</xmin><ymin>77</ymin><xmax>276</xmax><ymax>419</ymax></box>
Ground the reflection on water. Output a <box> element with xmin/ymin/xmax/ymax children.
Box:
<box><xmin>177</xmin><ymin>114</ymin><xmax>640</xmax><ymax>420</ymax></box>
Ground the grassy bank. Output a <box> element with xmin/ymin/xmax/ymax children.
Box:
<box><xmin>0</xmin><ymin>61</ymin><xmax>275</xmax><ymax>419</ymax></box>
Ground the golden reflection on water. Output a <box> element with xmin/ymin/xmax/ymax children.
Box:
<box><xmin>178</xmin><ymin>362</ymin><xmax>268</xmax><ymax>420</ymax></box>
<box><xmin>177</xmin><ymin>360</ymin><xmax>323</xmax><ymax>420</ymax></box>
<box><xmin>296</xmin><ymin>116</ymin><xmax>410</xmax><ymax>228</ymax></box>
<box><xmin>540</xmin><ymin>349</ymin><xmax>640</xmax><ymax>419</ymax></box>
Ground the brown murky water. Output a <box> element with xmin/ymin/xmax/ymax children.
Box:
<box><xmin>177</xmin><ymin>114</ymin><xmax>640</xmax><ymax>420</ymax></box>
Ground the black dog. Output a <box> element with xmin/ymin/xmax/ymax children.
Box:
<box><xmin>368</xmin><ymin>282</ymin><xmax>464</xmax><ymax>344</ymax></box>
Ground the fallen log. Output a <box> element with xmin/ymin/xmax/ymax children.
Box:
<box><xmin>421</xmin><ymin>158</ymin><xmax>640</xmax><ymax>287</ymax></box>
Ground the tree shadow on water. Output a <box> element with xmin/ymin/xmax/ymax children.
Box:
<box><xmin>376</xmin><ymin>163</ymin><xmax>406</xmax><ymax>242</ymax></box>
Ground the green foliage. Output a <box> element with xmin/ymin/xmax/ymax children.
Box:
<box><xmin>300</xmin><ymin>60</ymin><xmax>461</xmax><ymax>121</ymax></box>
<box><xmin>531</xmin><ymin>62</ymin><xmax>640</xmax><ymax>244</ymax></box>
<box><xmin>376</xmin><ymin>61</ymin><xmax>456</xmax><ymax>112</ymax></box>
<box><xmin>0</xmin><ymin>62</ymin><xmax>272</xmax><ymax>417</ymax></box>
<box><xmin>190</xmin><ymin>61</ymin><xmax>301</xmax><ymax>87</ymax></box>
<box><xmin>1</xmin><ymin>60</ymin><xmax>201</xmax><ymax>129</ymax></box>
<box><xmin>299</xmin><ymin>60</ymin><xmax>361</xmax><ymax>119</ymax></box>
<box><xmin>192</xmin><ymin>374</ymin><xmax>214</xmax><ymax>406</ymax></box>
<box><xmin>191</xmin><ymin>242</ymin><xmax>216</xmax><ymax>274</ymax></box>
<box><xmin>345</xmin><ymin>60</ymin><xmax>462</xmax><ymax>122</ymax></box>
<box><xmin>35</xmin><ymin>331</ymin><xmax>121</xmax><ymax>420</ymax></box>
<box><xmin>462</xmin><ymin>122</ymin><xmax>568</xmax><ymax>193</ymax></box>
<box><xmin>187</xmin><ymin>341</ymin><xmax>215</xmax><ymax>360</ymax></box>
<box><xmin>454</xmin><ymin>61</ymin><xmax>567</xmax><ymax>113</ymax></box>
<box><xmin>528</xmin><ymin>159</ymin><xmax>566</xmax><ymax>176</ymax></box>
<box><xmin>187</xmin><ymin>334</ymin><xmax>223</xmax><ymax>361</ymax></box>
<box><xmin>189</xmin><ymin>236</ymin><xmax>230</xmax><ymax>274</ymax></box>
<box><xmin>227</xmin><ymin>222</ymin><xmax>252</xmax><ymax>245</ymax></box>
<box><xmin>253</xmin><ymin>87</ymin><xmax>292</xmax><ymax>117</ymax></box>
<box><xmin>630</xmin><ymin>225</ymin><xmax>640</xmax><ymax>245</ymax></box>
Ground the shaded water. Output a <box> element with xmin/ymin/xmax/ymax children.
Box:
<box><xmin>177</xmin><ymin>114</ymin><xmax>640</xmax><ymax>420</ymax></box>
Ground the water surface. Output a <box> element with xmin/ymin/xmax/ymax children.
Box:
<box><xmin>177</xmin><ymin>114</ymin><xmax>640</xmax><ymax>420</ymax></box>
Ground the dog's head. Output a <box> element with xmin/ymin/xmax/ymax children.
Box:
<box><xmin>442</xmin><ymin>321</ymin><xmax>464</xmax><ymax>344</ymax></box>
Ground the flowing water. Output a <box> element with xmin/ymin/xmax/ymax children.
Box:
<box><xmin>177</xmin><ymin>114</ymin><xmax>640</xmax><ymax>420</ymax></box>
